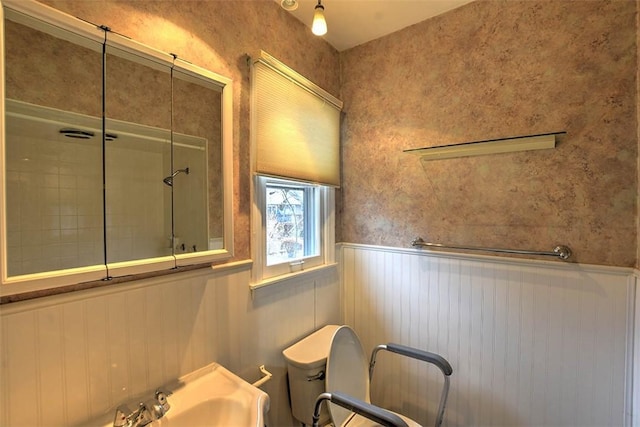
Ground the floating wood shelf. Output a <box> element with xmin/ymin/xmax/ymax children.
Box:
<box><xmin>404</xmin><ymin>131</ymin><xmax>565</xmax><ymax>160</ymax></box>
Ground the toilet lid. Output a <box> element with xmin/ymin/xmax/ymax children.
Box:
<box><xmin>325</xmin><ymin>326</ymin><xmax>370</xmax><ymax>427</ymax></box>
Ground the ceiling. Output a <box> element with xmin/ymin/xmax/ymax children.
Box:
<box><xmin>279</xmin><ymin>0</ymin><xmax>474</xmax><ymax>51</ymax></box>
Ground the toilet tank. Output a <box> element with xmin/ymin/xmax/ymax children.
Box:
<box><xmin>283</xmin><ymin>325</ymin><xmax>340</xmax><ymax>426</ymax></box>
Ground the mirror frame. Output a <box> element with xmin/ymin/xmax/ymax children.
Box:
<box><xmin>0</xmin><ymin>0</ymin><xmax>234</xmax><ymax>298</ymax></box>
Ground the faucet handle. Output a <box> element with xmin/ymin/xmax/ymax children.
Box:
<box><xmin>133</xmin><ymin>402</ymin><xmax>154</xmax><ymax>426</ymax></box>
<box><xmin>156</xmin><ymin>388</ymin><xmax>171</xmax><ymax>400</ymax></box>
<box><xmin>154</xmin><ymin>389</ymin><xmax>171</xmax><ymax>415</ymax></box>
<box><xmin>113</xmin><ymin>391</ymin><xmax>171</xmax><ymax>427</ymax></box>
<box><xmin>155</xmin><ymin>388</ymin><xmax>172</xmax><ymax>398</ymax></box>
<box><xmin>113</xmin><ymin>405</ymin><xmax>132</xmax><ymax>427</ymax></box>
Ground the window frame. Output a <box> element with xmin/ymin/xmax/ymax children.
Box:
<box><xmin>251</xmin><ymin>175</ymin><xmax>335</xmax><ymax>288</ymax></box>
<box><xmin>264</xmin><ymin>179</ymin><xmax>319</xmax><ymax>268</ymax></box>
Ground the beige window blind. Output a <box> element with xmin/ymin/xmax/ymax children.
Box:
<box><xmin>251</xmin><ymin>52</ymin><xmax>343</xmax><ymax>187</ymax></box>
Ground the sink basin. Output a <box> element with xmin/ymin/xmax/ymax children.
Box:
<box><xmin>154</xmin><ymin>363</ymin><xmax>270</xmax><ymax>427</ymax></box>
<box><xmin>89</xmin><ymin>363</ymin><xmax>270</xmax><ymax>427</ymax></box>
<box><xmin>159</xmin><ymin>398</ymin><xmax>252</xmax><ymax>426</ymax></box>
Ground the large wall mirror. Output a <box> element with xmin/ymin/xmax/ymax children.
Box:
<box><xmin>1</xmin><ymin>0</ymin><xmax>233</xmax><ymax>297</ymax></box>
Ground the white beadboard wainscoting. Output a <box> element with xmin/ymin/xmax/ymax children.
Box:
<box><xmin>0</xmin><ymin>262</ymin><xmax>340</xmax><ymax>427</ymax></box>
<box><xmin>340</xmin><ymin>243</ymin><xmax>636</xmax><ymax>427</ymax></box>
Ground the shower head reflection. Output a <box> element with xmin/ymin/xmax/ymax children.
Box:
<box><xmin>163</xmin><ymin>167</ymin><xmax>189</xmax><ymax>187</ymax></box>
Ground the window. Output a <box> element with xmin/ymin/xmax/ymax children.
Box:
<box><xmin>249</xmin><ymin>52</ymin><xmax>340</xmax><ymax>288</ymax></box>
<box><xmin>266</xmin><ymin>180</ymin><xmax>319</xmax><ymax>266</ymax></box>
<box><xmin>253</xmin><ymin>176</ymin><xmax>334</xmax><ymax>285</ymax></box>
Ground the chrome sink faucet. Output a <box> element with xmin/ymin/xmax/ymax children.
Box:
<box><xmin>113</xmin><ymin>403</ymin><xmax>151</xmax><ymax>427</ymax></box>
<box><xmin>113</xmin><ymin>390</ymin><xmax>171</xmax><ymax>427</ymax></box>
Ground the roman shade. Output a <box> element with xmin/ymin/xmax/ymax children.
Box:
<box><xmin>251</xmin><ymin>51</ymin><xmax>342</xmax><ymax>187</ymax></box>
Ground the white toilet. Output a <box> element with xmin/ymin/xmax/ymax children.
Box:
<box><xmin>284</xmin><ymin>324</ymin><xmax>387</xmax><ymax>427</ymax></box>
<box><xmin>284</xmin><ymin>325</ymin><xmax>451</xmax><ymax>427</ymax></box>
<box><xmin>283</xmin><ymin>325</ymin><xmax>341</xmax><ymax>425</ymax></box>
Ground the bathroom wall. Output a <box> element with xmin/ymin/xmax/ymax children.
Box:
<box><xmin>1</xmin><ymin>0</ymin><xmax>342</xmax><ymax>426</ymax></box>
<box><xmin>3</xmin><ymin>2</ymin><xmax>638</xmax><ymax>427</ymax></box>
<box><xmin>339</xmin><ymin>0</ymin><xmax>637</xmax><ymax>268</ymax></box>
<box><xmin>0</xmin><ymin>263</ymin><xmax>340</xmax><ymax>426</ymax></box>
<box><xmin>335</xmin><ymin>2</ymin><xmax>638</xmax><ymax>425</ymax></box>
<box><xmin>341</xmin><ymin>244</ymin><xmax>635</xmax><ymax>426</ymax></box>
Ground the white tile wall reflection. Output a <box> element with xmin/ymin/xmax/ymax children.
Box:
<box><xmin>105</xmin><ymin>147</ymin><xmax>168</xmax><ymax>263</ymax></box>
<box><xmin>4</xmin><ymin>106</ymin><xmax>179</xmax><ymax>276</ymax></box>
<box><xmin>5</xmin><ymin>131</ymin><xmax>104</xmax><ymax>275</ymax></box>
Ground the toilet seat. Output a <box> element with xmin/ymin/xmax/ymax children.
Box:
<box><xmin>325</xmin><ymin>326</ymin><xmax>423</xmax><ymax>427</ymax></box>
<box><xmin>325</xmin><ymin>326</ymin><xmax>371</xmax><ymax>427</ymax></box>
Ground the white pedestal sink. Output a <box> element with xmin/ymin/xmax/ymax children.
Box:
<box><xmin>88</xmin><ymin>363</ymin><xmax>270</xmax><ymax>427</ymax></box>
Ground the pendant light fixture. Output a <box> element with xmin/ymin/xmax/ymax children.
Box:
<box><xmin>312</xmin><ymin>0</ymin><xmax>327</xmax><ymax>36</ymax></box>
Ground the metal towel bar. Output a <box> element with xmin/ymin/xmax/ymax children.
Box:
<box><xmin>411</xmin><ymin>237</ymin><xmax>572</xmax><ymax>261</ymax></box>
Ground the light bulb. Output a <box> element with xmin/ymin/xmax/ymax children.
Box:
<box><xmin>312</xmin><ymin>3</ymin><xmax>327</xmax><ymax>36</ymax></box>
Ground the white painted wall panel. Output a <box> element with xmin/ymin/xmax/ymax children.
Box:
<box><xmin>0</xmin><ymin>248</ymin><xmax>632</xmax><ymax>427</ymax></box>
<box><xmin>4</xmin><ymin>311</ymin><xmax>38</xmax><ymax>426</ymax></box>
<box><xmin>0</xmin><ymin>263</ymin><xmax>341</xmax><ymax>426</ymax></box>
<box><xmin>36</xmin><ymin>306</ymin><xmax>65</xmax><ymax>425</ymax></box>
<box><xmin>341</xmin><ymin>244</ymin><xmax>634</xmax><ymax>427</ymax></box>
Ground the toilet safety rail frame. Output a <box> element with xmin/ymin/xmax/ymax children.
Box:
<box><xmin>313</xmin><ymin>392</ymin><xmax>409</xmax><ymax>427</ymax></box>
<box><xmin>411</xmin><ymin>237</ymin><xmax>572</xmax><ymax>261</ymax></box>
<box><xmin>370</xmin><ymin>343</ymin><xmax>452</xmax><ymax>427</ymax></box>
<box><xmin>312</xmin><ymin>341</ymin><xmax>453</xmax><ymax>427</ymax></box>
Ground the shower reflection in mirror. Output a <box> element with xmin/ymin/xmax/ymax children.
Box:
<box><xmin>2</xmin><ymin>1</ymin><xmax>231</xmax><ymax>286</ymax></box>
<box><xmin>163</xmin><ymin>168</ymin><xmax>189</xmax><ymax>187</ymax></box>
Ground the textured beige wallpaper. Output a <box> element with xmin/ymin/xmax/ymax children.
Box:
<box><xmin>339</xmin><ymin>0</ymin><xmax>637</xmax><ymax>267</ymax></box>
<box><xmin>38</xmin><ymin>0</ymin><xmax>342</xmax><ymax>262</ymax></box>
<box><xmin>31</xmin><ymin>0</ymin><xmax>637</xmax><ymax>267</ymax></box>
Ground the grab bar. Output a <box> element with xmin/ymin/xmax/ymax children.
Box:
<box><xmin>312</xmin><ymin>392</ymin><xmax>409</xmax><ymax>427</ymax></box>
<box><xmin>411</xmin><ymin>237</ymin><xmax>572</xmax><ymax>261</ymax></box>
<box><xmin>369</xmin><ymin>344</ymin><xmax>452</xmax><ymax>427</ymax></box>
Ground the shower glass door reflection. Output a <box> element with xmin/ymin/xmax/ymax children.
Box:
<box><xmin>104</xmin><ymin>45</ymin><xmax>173</xmax><ymax>264</ymax></box>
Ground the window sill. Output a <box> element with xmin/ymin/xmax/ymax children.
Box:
<box><xmin>250</xmin><ymin>262</ymin><xmax>338</xmax><ymax>291</ymax></box>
